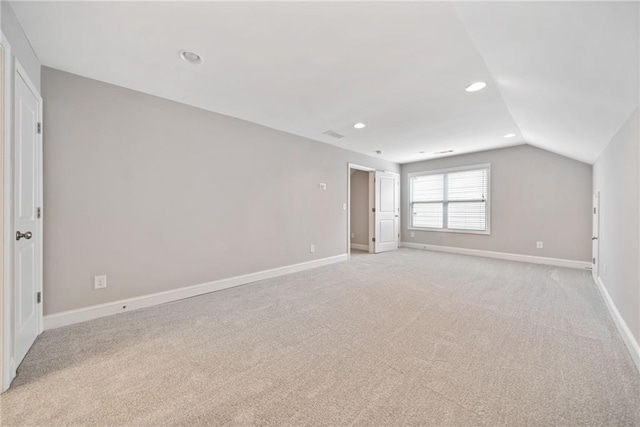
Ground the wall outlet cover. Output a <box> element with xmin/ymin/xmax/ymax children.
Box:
<box><xmin>310</xmin><ymin>244</ymin><xmax>315</xmax><ymax>253</ymax></box>
<box><xmin>410</xmin><ymin>232</ymin><xmax>415</xmax><ymax>238</ymax></box>
<box><xmin>536</xmin><ymin>241</ymin><xmax>544</xmax><ymax>249</ymax></box>
<box><xmin>94</xmin><ymin>275</ymin><xmax>107</xmax><ymax>289</ymax></box>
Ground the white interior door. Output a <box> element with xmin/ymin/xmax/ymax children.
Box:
<box><xmin>374</xmin><ymin>171</ymin><xmax>399</xmax><ymax>253</ymax></box>
<box><xmin>13</xmin><ymin>66</ymin><xmax>42</xmax><ymax>367</ymax></box>
<box><xmin>592</xmin><ymin>192</ymin><xmax>599</xmax><ymax>279</ymax></box>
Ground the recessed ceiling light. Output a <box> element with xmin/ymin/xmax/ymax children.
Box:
<box><xmin>465</xmin><ymin>81</ymin><xmax>487</xmax><ymax>92</ymax></box>
<box><xmin>419</xmin><ymin>151</ymin><xmax>425</xmax><ymax>154</ymax></box>
<box><xmin>179</xmin><ymin>50</ymin><xmax>203</xmax><ymax>65</ymax></box>
<box><xmin>503</xmin><ymin>133</ymin><xmax>517</xmax><ymax>138</ymax></box>
<box><xmin>353</xmin><ymin>123</ymin><xmax>366</xmax><ymax>129</ymax></box>
<box><xmin>375</xmin><ymin>150</ymin><xmax>383</xmax><ymax>155</ymax></box>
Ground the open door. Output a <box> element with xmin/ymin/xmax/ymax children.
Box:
<box><xmin>374</xmin><ymin>171</ymin><xmax>399</xmax><ymax>253</ymax></box>
<box><xmin>13</xmin><ymin>64</ymin><xmax>43</xmax><ymax>369</ymax></box>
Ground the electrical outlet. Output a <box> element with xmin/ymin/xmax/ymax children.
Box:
<box><xmin>410</xmin><ymin>232</ymin><xmax>415</xmax><ymax>238</ymax></box>
<box><xmin>310</xmin><ymin>244</ymin><xmax>315</xmax><ymax>253</ymax></box>
<box><xmin>351</xmin><ymin>233</ymin><xmax>355</xmax><ymax>239</ymax></box>
<box><xmin>342</xmin><ymin>203</ymin><xmax>347</xmax><ymax>210</ymax></box>
<box><xmin>536</xmin><ymin>241</ymin><xmax>543</xmax><ymax>249</ymax></box>
<box><xmin>94</xmin><ymin>275</ymin><xmax>107</xmax><ymax>290</ymax></box>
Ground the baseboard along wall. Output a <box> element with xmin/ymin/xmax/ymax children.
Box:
<box><xmin>594</xmin><ymin>276</ymin><xmax>640</xmax><ymax>373</ymax></box>
<box><xmin>44</xmin><ymin>254</ymin><xmax>349</xmax><ymax>330</ymax></box>
<box><xmin>400</xmin><ymin>242</ymin><xmax>592</xmax><ymax>270</ymax></box>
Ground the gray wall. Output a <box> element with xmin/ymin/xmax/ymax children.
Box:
<box><xmin>593</xmin><ymin>106</ymin><xmax>639</xmax><ymax>341</ymax></box>
<box><xmin>401</xmin><ymin>144</ymin><xmax>592</xmax><ymax>261</ymax></box>
<box><xmin>349</xmin><ymin>170</ymin><xmax>369</xmax><ymax>246</ymax></box>
<box><xmin>42</xmin><ymin>67</ymin><xmax>399</xmax><ymax>315</ymax></box>
<box><xmin>1</xmin><ymin>0</ymin><xmax>40</xmax><ymax>91</ymax></box>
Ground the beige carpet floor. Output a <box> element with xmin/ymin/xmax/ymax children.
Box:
<box><xmin>1</xmin><ymin>249</ymin><xmax>638</xmax><ymax>426</ymax></box>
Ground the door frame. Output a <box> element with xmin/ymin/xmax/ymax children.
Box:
<box><xmin>347</xmin><ymin>163</ymin><xmax>375</xmax><ymax>257</ymax></box>
<box><xmin>1</xmin><ymin>43</ymin><xmax>44</xmax><ymax>392</ymax></box>
<box><xmin>1</xmin><ymin>31</ymin><xmax>13</xmax><ymax>394</ymax></box>
<box><xmin>592</xmin><ymin>191</ymin><xmax>600</xmax><ymax>280</ymax></box>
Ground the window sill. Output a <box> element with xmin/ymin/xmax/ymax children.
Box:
<box><xmin>407</xmin><ymin>227</ymin><xmax>491</xmax><ymax>236</ymax></box>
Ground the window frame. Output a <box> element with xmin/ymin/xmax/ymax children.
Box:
<box><xmin>407</xmin><ymin>163</ymin><xmax>491</xmax><ymax>235</ymax></box>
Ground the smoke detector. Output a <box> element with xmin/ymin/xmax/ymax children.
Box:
<box><xmin>179</xmin><ymin>50</ymin><xmax>204</xmax><ymax>65</ymax></box>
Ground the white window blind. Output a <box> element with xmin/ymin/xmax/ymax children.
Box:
<box><xmin>410</xmin><ymin>165</ymin><xmax>489</xmax><ymax>232</ymax></box>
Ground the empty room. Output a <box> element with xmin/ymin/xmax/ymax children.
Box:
<box><xmin>0</xmin><ymin>1</ymin><xmax>639</xmax><ymax>425</ymax></box>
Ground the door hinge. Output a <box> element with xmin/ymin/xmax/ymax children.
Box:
<box><xmin>372</xmin><ymin>208</ymin><xmax>376</xmax><ymax>213</ymax></box>
<box><xmin>592</xmin><ymin>257</ymin><xmax>596</xmax><ymax>264</ymax></box>
<box><xmin>37</xmin><ymin>207</ymin><xmax>41</xmax><ymax>219</ymax></box>
<box><xmin>372</xmin><ymin>237</ymin><xmax>376</xmax><ymax>243</ymax></box>
<box><xmin>593</xmin><ymin>207</ymin><xmax>596</xmax><ymax>214</ymax></box>
<box><xmin>37</xmin><ymin>122</ymin><xmax>42</xmax><ymax>134</ymax></box>
<box><xmin>37</xmin><ymin>292</ymin><xmax>41</xmax><ymax>304</ymax></box>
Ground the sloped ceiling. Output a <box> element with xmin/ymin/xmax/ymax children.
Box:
<box><xmin>9</xmin><ymin>1</ymin><xmax>639</xmax><ymax>164</ymax></box>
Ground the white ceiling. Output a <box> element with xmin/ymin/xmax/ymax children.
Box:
<box><xmin>10</xmin><ymin>1</ymin><xmax>639</xmax><ymax>164</ymax></box>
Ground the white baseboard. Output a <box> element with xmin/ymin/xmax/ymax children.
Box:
<box><xmin>400</xmin><ymin>242</ymin><xmax>592</xmax><ymax>270</ymax></box>
<box><xmin>44</xmin><ymin>254</ymin><xmax>349</xmax><ymax>330</ymax></box>
<box><xmin>350</xmin><ymin>243</ymin><xmax>369</xmax><ymax>251</ymax></box>
<box><xmin>594</xmin><ymin>276</ymin><xmax>640</xmax><ymax>373</ymax></box>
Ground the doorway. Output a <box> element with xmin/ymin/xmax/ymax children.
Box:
<box><xmin>347</xmin><ymin>164</ymin><xmax>400</xmax><ymax>256</ymax></box>
<box><xmin>349</xmin><ymin>165</ymin><xmax>374</xmax><ymax>254</ymax></box>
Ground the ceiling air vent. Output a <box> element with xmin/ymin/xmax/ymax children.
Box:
<box><xmin>323</xmin><ymin>130</ymin><xmax>345</xmax><ymax>139</ymax></box>
<box><xmin>434</xmin><ymin>149</ymin><xmax>454</xmax><ymax>154</ymax></box>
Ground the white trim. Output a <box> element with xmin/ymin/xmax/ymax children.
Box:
<box><xmin>1</xmin><ymin>32</ymin><xmax>14</xmax><ymax>394</ymax></box>
<box><xmin>407</xmin><ymin>163</ymin><xmax>491</xmax><ymax>235</ymax></box>
<box><xmin>594</xmin><ymin>276</ymin><xmax>640</xmax><ymax>373</ymax></box>
<box><xmin>350</xmin><ymin>243</ymin><xmax>369</xmax><ymax>251</ymax></box>
<box><xmin>399</xmin><ymin>242</ymin><xmax>592</xmax><ymax>270</ymax></box>
<box><xmin>44</xmin><ymin>254</ymin><xmax>349</xmax><ymax>330</ymax></box>
<box><xmin>349</xmin><ymin>163</ymin><xmax>376</xmax><ymax>172</ymax></box>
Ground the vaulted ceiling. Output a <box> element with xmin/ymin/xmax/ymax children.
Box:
<box><xmin>10</xmin><ymin>1</ymin><xmax>640</xmax><ymax>164</ymax></box>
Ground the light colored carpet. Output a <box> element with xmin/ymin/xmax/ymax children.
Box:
<box><xmin>1</xmin><ymin>248</ymin><xmax>638</xmax><ymax>426</ymax></box>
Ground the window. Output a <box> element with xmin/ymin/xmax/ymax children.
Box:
<box><xmin>409</xmin><ymin>164</ymin><xmax>490</xmax><ymax>233</ymax></box>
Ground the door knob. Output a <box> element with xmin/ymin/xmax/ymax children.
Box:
<box><xmin>16</xmin><ymin>231</ymin><xmax>32</xmax><ymax>241</ymax></box>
